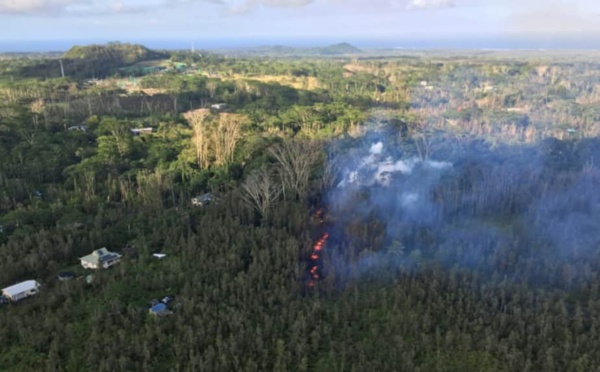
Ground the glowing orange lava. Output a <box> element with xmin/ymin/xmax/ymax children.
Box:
<box><xmin>308</xmin><ymin>231</ymin><xmax>330</xmax><ymax>287</ymax></box>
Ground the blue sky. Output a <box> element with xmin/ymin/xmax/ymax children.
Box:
<box><xmin>0</xmin><ymin>0</ymin><xmax>598</xmax><ymax>42</ymax></box>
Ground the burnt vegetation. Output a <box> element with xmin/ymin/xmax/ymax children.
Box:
<box><xmin>0</xmin><ymin>46</ymin><xmax>600</xmax><ymax>371</ymax></box>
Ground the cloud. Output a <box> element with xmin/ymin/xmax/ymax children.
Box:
<box><xmin>224</xmin><ymin>0</ymin><xmax>313</xmax><ymax>15</ymax></box>
<box><xmin>0</xmin><ymin>0</ymin><xmax>154</xmax><ymax>16</ymax></box>
<box><xmin>0</xmin><ymin>0</ymin><xmax>81</xmax><ymax>14</ymax></box>
<box><xmin>490</xmin><ymin>0</ymin><xmax>600</xmax><ymax>35</ymax></box>
<box><xmin>406</xmin><ymin>0</ymin><xmax>453</xmax><ymax>9</ymax></box>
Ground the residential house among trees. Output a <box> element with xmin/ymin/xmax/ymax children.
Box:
<box><xmin>80</xmin><ymin>248</ymin><xmax>122</xmax><ymax>270</ymax></box>
<box><xmin>149</xmin><ymin>302</ymin><xmax>173</xmax><ymax>316</ymax></box>
<box><xmin>210</xmin><ymin>103</ymin><xmax>227</xmax><ymax>110</ymax></box>
<box><xmin>2</xmin><ymin>280</ymin><xmax>41</xmax><ymax>302</ymax></box>
<box><xmin>130</xmin><ymin>128</ymin><xmax>154</xmax><ymax>136</ymax></box>
<box><xmin>191</xmin><ymin>193</ymin><xmax>215</xmax><ymax>207</ymax></box>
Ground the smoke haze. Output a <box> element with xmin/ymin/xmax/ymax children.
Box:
<box><xmin>323</xmin><ymin>128</ymin><xmax>600</xmax><ymax>289</ymax></box>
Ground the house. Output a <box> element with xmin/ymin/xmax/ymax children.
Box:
<box><xmin>130</xmin><ymin>128</ymin><xmax>154</xmax><ymax>136</ymax></box>
<box><xmin>2</xmin><ymin>280</ymin><xmax>41</xmax><ymax>302</ymax></box>
<box><xmin>161</xmin><ymin>296</ymin><xmax>174</xmax><ymax>304</ymax></box>
<box><xmin>57</xmin><ymin>272</ymin><xmax>75</xmax><ymax>281</ymax></box>
<box><xmin>210</xmin><ymin>103</ymin><xmax>227</xmax><ymax>110</ymax></box>
<box><xmin>80</xmin><ymin>248</ymin><xmax>122</xmax><ymax>270</ymax></box>
<box><xmin>191</xmin><ymin>193</ymin><xmax>214</xmax><ymax>207</ymax></box>
<box><xmin>68</xmin><ymin>125</ymin><xmax>87</xmax><ymax>132</ymax></box>
<box><xmin>149</xmin><ymin>303</ymin><xmax>172</xmax><ymax>316</ymax></box>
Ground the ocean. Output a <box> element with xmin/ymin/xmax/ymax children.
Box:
<box><xmin>1</xmin><ymin>36</ymin><xmax>599</xmax><ymax>53</ymax></box>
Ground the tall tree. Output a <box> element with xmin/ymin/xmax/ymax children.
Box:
<box><xmin>269</xmin><ymin>140</ymin><xmax>323</xmax><ymax>200</ymax></box>
<box><xmin>183</xmin><ymin>108</ymin><xmax>211</xmax><ymax>169</ymax></box>
<box><xmin>240</xmin><ymin>168</ymin><xmax>281</xmax><ymax>218</ymax></box>
<box><xmin>213</xmin><ymin>113</ymin><xmax>246</xmax><ymax>166</ymax></box>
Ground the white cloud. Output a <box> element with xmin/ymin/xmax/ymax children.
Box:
<box><xmin>406</xmin><ymin>0</ymin><xmax>453</xmax><ymax>9</ymax></box>
<box><xmin>0</xmin><ymin>0</ymin><xmax>81</xmax><ymax>14</ymax></box>
<box><xmin>0</xmin><ymin>0</ymin><xmax>156</xmax><ymax>15</ymax></box>
<box><xmin>225</xmin><ymin>0</ymin><xmax>313</xmax><ymax>15</ymax></box>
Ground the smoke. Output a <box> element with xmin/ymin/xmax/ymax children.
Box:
<box><xmin>323</xmin><ymin>129</ymin><xmax>600</xmax><ymax>289</ymax></box>
<box><xmin>337</xmin><ymin>141</ymin><xmax>451</xmax><ymax>188</ymax></box>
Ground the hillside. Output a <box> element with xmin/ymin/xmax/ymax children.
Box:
<box><xmin>13</xmin><ymin>43</ymin><xmax>169</xmax><ymax>79</ymax></box>
<box><xmin>64</xmin><ymin>43</ymin><xmax>167</xmax><ymax>63</ymax></box>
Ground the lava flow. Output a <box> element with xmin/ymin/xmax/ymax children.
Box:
<box><xmin>308</xmin><ymin>208</ymin><xmax>329</xmax><ymax>287</ymax></box>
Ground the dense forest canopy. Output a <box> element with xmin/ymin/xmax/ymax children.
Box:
<box><xmin>0</xmin><ymin>44</ymin><xmax>600</xmax><ymax>371</ymax></box>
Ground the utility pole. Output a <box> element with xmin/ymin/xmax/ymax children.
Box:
<box><xmin>192</xmin><ymin>42</ymin><xmax>195</xmax><ymax>53</ymax></box>
<box><xmin>59</xmin><ymin>59</ymin><xmax>65</xmax><ymax>78</ymax></box>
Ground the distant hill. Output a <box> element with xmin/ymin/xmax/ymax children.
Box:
<box><xmin>224</xmin><ymin>42</ymin><xmax>362</xmax><ymax>57</ymax></box>
<box><xmin>15</xmin><ymin>43</ymin><xmax>169</xmax><ymax>79</ymax></box>
<box><xmin>64</xmin><ymin>43</ymin><xmax>167</xmax><ymax>65</ymax></box>
<box><xmin>318</xmin><ymin>43</ymin><xmax>362</xmax><ymax>55</ymax></box>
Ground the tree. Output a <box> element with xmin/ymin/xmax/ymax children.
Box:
<box><xmin>213</xmin><ymin>113</ymin><xmax>246</xmax><ymax>166</ymax></box>
<box><xmin>240</xmin><ymin>168</ymin><xmax>281</xmax><ymax>218</ymax></box>
<box><xmin>183</xmin><ymin>109</ymin><xmax>211</xmax><ymax>169</ymax></box>
<box><xmin>269</xmin><ymin>140</ymin><xmax>324</xmax><ymax>200</ymax></box>
<box><xmin>98</xmin><ymin>118</ymin><xmax>132</xmax><ymax>157</ymax></box>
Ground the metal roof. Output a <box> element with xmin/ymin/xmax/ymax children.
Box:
<box><xmin>150</xmin><ymin>303</ymin><xmax>167</xmax><ymax>313</ymax></box>
<box><xmin>80</xmin><ymin>248</ymin><xmax>122</xmax><ymax>265</ymax></box>
<box><xmin>2</xmin><ymin>280</ymin><xmax>40</xmax><ymax>297</ymax></box>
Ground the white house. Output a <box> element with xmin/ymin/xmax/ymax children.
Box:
<box><xmin>191</xmin><ymin>193</ymin><xmax>214</xmax><ymax>207</ymax></box>
<box><xmin>130</xmin><ymin>128</ymin><xmax>154</xmax><ymax>136</ymax></box>
<box><xmin>67</xmin><ymin>125</ymin><xmax>87</xmax><ymax>132</ymax></box>
<box><xmin>210</xmin><ymin>103</ymin><xmax>227</xmax><ymax>110</ymax></box>
<box><xmin>2</xmin><ymin>280</ymin><xmax>41</xmax><ymax>302</ymax></box>
<box><xmin>80</xmin><ymin>248</ymin><xmax>122</xmax><ymax>270</ymax></box>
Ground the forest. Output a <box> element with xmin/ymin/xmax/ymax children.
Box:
<box><xmin>0</xmin><ymin>43</ymin><xmax>600</xmax><ymax>371</ymax></box>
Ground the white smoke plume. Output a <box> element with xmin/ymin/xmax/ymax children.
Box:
<box><xmin>337</xmin><ymin>141</ymin><xmax>452</xmax><ymax>188</ymax></box>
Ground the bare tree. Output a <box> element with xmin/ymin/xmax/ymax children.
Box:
<box><xmin>240</xmin><ymin>168</ymin><xmax>281</xmax><ymax>218</ymax></box>
<box><xmin>320</xmin><ymin>156</ymin><xmax>340</xmax><ymax>191</ymax></box>
<box><xmin>269</xmin><ymin>140</ymin><xmax>324</xmax><ymax>200</ymax></box>
<box><xmin>183</xmin><ymin>109</ymin><xmax>211</xmax><ymax>169</ymax></box>
<box><xmin>213</xmin><ymin>113</ymin><xmax>246</xmax><ymax>166</ymax></box>
<box><xmin>135</xmin><ymin>169</ymin><xmax>173</xmax><ymax>210</ymax></box>
<box><xmin>30</xmin><ymin>99</ymin><xmax>45</xmax><ymax>127</ymax></box>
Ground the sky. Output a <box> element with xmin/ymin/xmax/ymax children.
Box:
<box><xmin>0</xmin><ymin>0</ymin><xmax>599</xmax><ymax>46</ymax></box>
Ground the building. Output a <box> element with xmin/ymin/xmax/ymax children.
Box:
<box><xmin>191</xmin><ymin>193</ymin><xmax>214</xmax><ymax>207</ymax></box>
<box><xmin>130</xmin><ymin>128</ymin><xmax>154</xmax><ymax>136</ymax></box>
<box><xmin>2</xmin><ymin>280</ymin><xmax>41</xmax><ymax>302</ymax></box>
<box><xmin>80</xmin><ymin>248</ymin><xmax>122</xmax><ymax>270</ymax></box>
<box><xmin>67</xmin><ymin>125</ymin><xmax>87</xmax><ymax>132</ymax></box>
<box><xmin>210</xmin><ymin>103</ymin><xmax>227</xmax><ymax>110</ymax></box>
<box><xmin>57</xmin><ymin>272</ymin><xmax>75</xmax><ymax>281</ymax></box>
<box><xmin>149</xmin><ymin>303</ymin><xmax>172</xmax><ymax>316</ymax></box>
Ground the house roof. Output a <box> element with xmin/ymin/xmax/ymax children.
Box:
<box><xmin>80</xmin><ymin>248</ymin><xmax>122</xmax><ymax>265</ymax></box>
<box><xmin>2</xmin><ymin>280</ymin><xmax>40</xmax><ymax>297</ymax></box>
<box><xmin>192</xmin><ymin>193</ymin><xmax>214</xmax><ymax>202</ymax></box>
<box><xmin>150</xmin><ymin>303</ymin><xmax>167</xmax><ymax>313</ymax></box>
